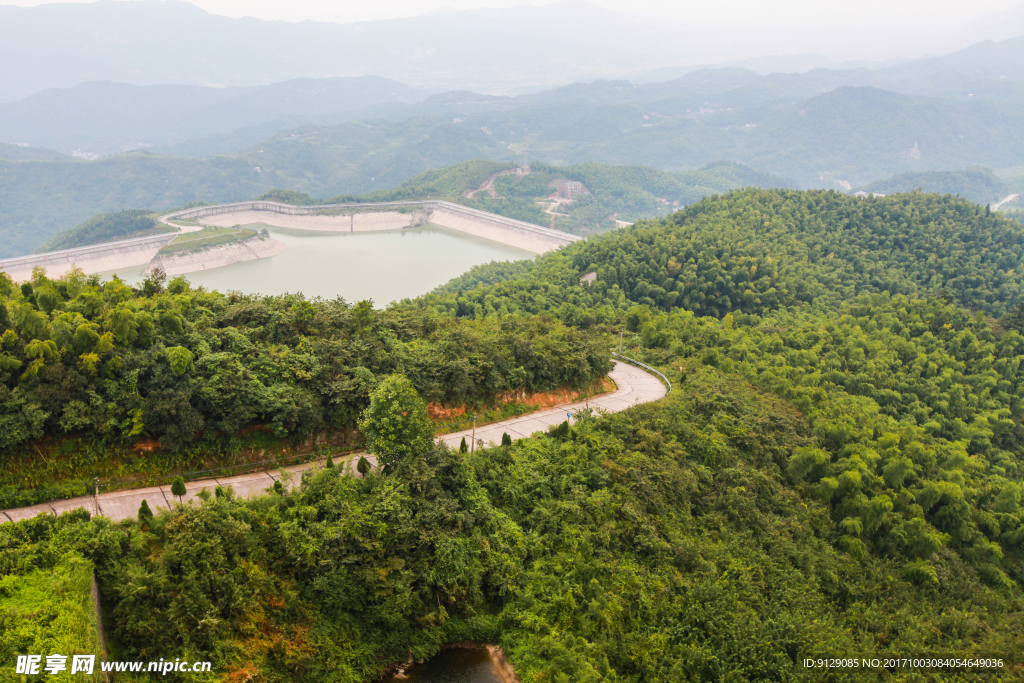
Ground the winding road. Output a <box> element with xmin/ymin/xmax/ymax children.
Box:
<box><xmin>0</xmin><ymin>362</ymin><xmax>667</xmax><ymax>524</ymax></box>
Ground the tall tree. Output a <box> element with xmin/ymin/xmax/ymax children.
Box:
<box><xmin>358</xmin><ymin>374</ymin><xmax>434</xmax><ymax>469</ymax></box>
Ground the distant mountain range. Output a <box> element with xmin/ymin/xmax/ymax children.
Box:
<box><xmin>2</xmin><ymin>32</ymin><xmax>1023</xmax><ymax>173</ymax></box>
<box><xmin>0</xmin><ymin>77</ymin><xmax>430</xmax><ymax>157</ymax></box>
<box><xmin>857</xmin><ymin>167</ymin><xmax>1022</xmax><ymax>207</ymax></box>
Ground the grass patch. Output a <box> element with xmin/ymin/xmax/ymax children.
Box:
<box><xmin>159</xmin><ymin>226</ymin><xmax>256</xmax><ymax>255</ymax></box>
<box><xmin>0</xmin><ymin>555</ymin><xmax>105</xmax><ymax>682</ymax></box>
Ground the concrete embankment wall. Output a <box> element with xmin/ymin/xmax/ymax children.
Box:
<box><xmin>428</xmin><ymin>204</ymin><xmax>563</xmax><ymax>253</ymax></box>
<box><xmin>0</xmin><ymin>233</ymin><xmax>176</xmax><ymax>281</ymax></box>
<box><xmin>163</xmin><ymin>200</ymin><xmax>580</xmax><ymax>254</ymax></box>
<box><xmin>145</xmin><ymin>234</ymin><xmax>286</xmax><ymax>276</ymax></box>
<box><xmin>198</xmin><ymin>208</ymin><xmax>431</xmax><ymax>233</ymax></box>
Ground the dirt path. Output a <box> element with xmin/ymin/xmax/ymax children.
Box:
<box><xmin>1</xmin><ymin>361</ymin><xmax>667</xmax><ymax>524</ymax></box>
<box><xmin>464</xmin><ymin>168</ymin><xmax>528</xmax><ymax>199</ymax></box>
<box><xmin>993</xmin><ymin>194</ymin><xmax>1020</xmax><ymax>211</ymax></box>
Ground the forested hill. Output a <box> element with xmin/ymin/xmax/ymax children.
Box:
<box><xmin>418</xmin><ymin>188</ymin><xmax>1024</xmax><ymax>319</ymax></box>
<box><xmin>34</xmin><ymin>209</ymin><xmax>171</xmax><ymax>253</ymax></box>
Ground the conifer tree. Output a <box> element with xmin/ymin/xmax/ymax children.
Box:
<box><xmin>170</xmin><ymin>476</ymin><xmax>186</xmax><ymax>504</ymax></box>
<box><xmin>138</xmin><ymin>499</ymin><xmax>153</xmax><ymax>524</ymax></box>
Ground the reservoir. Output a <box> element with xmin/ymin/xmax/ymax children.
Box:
<box><xmin>99</xmin><ymin>223</ymin><xmax>534</xmax><ymax>305</ymax></box>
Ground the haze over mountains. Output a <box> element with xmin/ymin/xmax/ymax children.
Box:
<box><xmin>0</xmin><ymin>77</ymin><xmax>431</xmax><ymax>157</ymax></box>
<box><xmin>3</xmin><ymin>0</ymin><xmax>1024</xmax><ymax>103</ymax></box>
<box><xmin>0</xmin><ymin>0</ymin><xmax>711</xmax><ymax>101</ymax></box>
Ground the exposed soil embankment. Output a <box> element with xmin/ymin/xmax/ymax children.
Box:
<box><xmin>144</xmin><ymin>234</ymin><xmax>285</xmax><ymax>276</ymax></box>
<box><xmin>428</xmin><ymin>377</ymin><xmax>616</xmax><ymax>420</ymax></box>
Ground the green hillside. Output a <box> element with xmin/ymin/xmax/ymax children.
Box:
<box><xmin>419</xmin><ymin>188</ymin><xmax>1024</xmax><ymax>318</ymax></box>
<box><xmin>34</xmin><ymin>209</ymin><xmax>172</xmax><ymax>253</ymax></box>
<box><xmin>284</xmin><ymin>159</ymin><xmax>796</xmax><ymax>236</ymax></box>
<box><xmin>2</xmin><ymin>189</ymin><xmax>1023</xmax><ymax>680</ymax></box>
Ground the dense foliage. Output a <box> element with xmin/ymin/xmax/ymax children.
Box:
<box><xmin>358</xmin><ymin>374</ymin><xmax>435</xmax><ymax>468</ymax></box>
<box><xmin>34</xmin><ymin>209</ymin><xmax>168</xmax><ymax>254</ymax></box>
<box><xmin>0</xmin><ymin>266</ymin><xmax>609</xmax><ymax>461</ymax></box>
<box><xmin>0</xmin><ymin>510</ymin><xmax>105</xmax><ymax>682</ymax></box>
<box><xmin>635</xmin><ymin>296</ymin><xmax>1024</xmax><ymax>584</ymax></box>
<box><xmin>416</xmin><ymin>189</ymin><xmax>1024</xmax><ymax>319</ymax></box>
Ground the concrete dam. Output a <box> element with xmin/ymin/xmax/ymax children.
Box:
<box><xmin>161</xmin><ymin>200</ymin><xmax>581</xmax><ymax>253</ymax></box>
<box><xmin>0</xmin><ymin>200</ymin><xmax>580</xmax><ymax>282</ymax></box>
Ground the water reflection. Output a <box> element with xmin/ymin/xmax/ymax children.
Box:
<box><xmin>391</xmin><ymin>649</ymin><xmax>503</xmax><ymax>683</ymax></box>
<box><xmin>96</xmin><ymin>222</ymin><xmax>534</xmax><ymax>306</ymax></box>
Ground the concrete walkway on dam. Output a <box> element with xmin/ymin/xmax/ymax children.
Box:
<box><xmin>0</xmin><ymin>361</ymin><xmax>667</xmax><ymax>525</ymax></box>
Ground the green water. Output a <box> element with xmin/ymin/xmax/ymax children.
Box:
<box><xmin>98</xmin><ymin>223</ymin><xmax>534</xmax><ymax>305</ymax></box>
<box><xmin>388</xmin><ymin>649</ymin><xmax>504</xmax><ymax>683</ymax></box>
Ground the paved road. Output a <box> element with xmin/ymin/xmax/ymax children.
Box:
<box><xmin>1</xmin><ymin>362</ymin><xmax>666</xmax><ymax>524</ymax></box>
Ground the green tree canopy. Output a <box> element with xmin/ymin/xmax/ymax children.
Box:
<box><xmin>358</xmin><ymin>374</ymin><xmax>435</xmax><ymax>469</ymax></box>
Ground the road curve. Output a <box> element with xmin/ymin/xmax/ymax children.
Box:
<box><xmin>1</xmin><ymin>361</ymin><xmax>667</xmax><ymax>525</ymax></box>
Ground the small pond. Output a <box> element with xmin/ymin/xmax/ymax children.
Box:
<box><xmin>387</xmin><ymin>648</ymin><xmax>504</xmax><ymax>683</ymax></box>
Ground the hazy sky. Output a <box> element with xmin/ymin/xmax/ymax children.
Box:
<box><xmin>2</xmin><ymin>0</ymin><xmax>1021</xmax><ymax>27</ymax></box>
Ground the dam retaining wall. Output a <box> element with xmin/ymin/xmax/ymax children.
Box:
<box><xmin>161</xmin><ymin>200</ymin><xmax>581</xmax><ymax>253</ymax></box>
<box><xmin>0</xmin><ymin>233</ymin><xmax>176</xmax><ymax>282</ymax></box>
